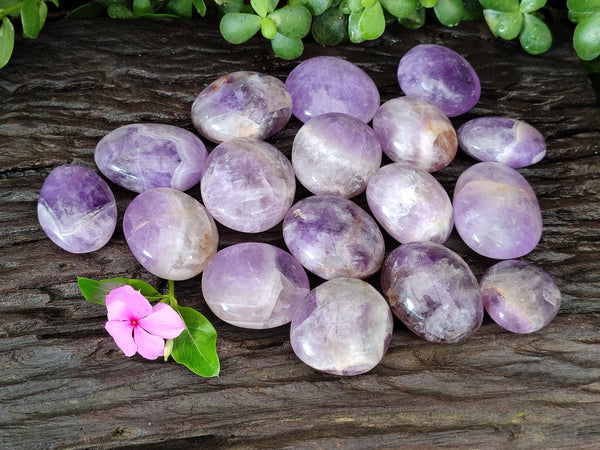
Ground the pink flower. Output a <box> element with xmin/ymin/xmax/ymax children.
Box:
<box><xmin>104</xmin><ymin>285</ymin><xmax>185</xmax><ymax>360</ymax></box>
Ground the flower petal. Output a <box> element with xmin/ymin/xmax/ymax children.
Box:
<box><xmin>105</xmin><ymin>320</ymin><xmax>137</xmax><ymax>357</ymax></box>
<box><xmin>106</xmin><ymin>285</ymin><xmax>152</xmax><ymax>322</ymax></box>
<box><xmin>138</xmin><ymin>302</ymin><xmax>186</xmax><ymax>339</ymax></box>
<box><xmin>133</xmin><ymin>326</ymin><xmax>165</xmax><ymax>360</ymax></box>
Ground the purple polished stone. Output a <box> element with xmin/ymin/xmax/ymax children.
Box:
<box><xmin>381</xmin><ymin>241</ymin><xmax>483</xmax><ymax>343</ymax></box>
<box><xmin>191</xmin><ymin>71</ymin><xmax>292</xmax><ymax>143</ymax></box>
<box><xmin>292</xmin><ymin>113</ymin><xmax>382</xmax><ymax>198</ymax></box>
<box><xmin>201</xmin><ymin>242</ymin><xmax>310</xmax><ymax>329</ymax></box>
<box><xmin>282</xmin><ymin>195</ymin><xmax>385</xmax><ymax>280</ymax></box>
<box><xmin>373</xmin><ymin>97</ymin><xmax>457</xmax><ymax>172</ymax></box>
<box><xmin>457</xmin><ymin>116</ymin><xmax>546</xmax><ymax>168</ymax></box>
<box><xmin>201</xmin><ymin>137</ymin><xmax>296</xmax><ymax>233</ymax></box>
<box><xmin>480</xmin><ymin>260</ymin><xmax>561</xmax><ymax>333</ymax></box>
<box><xmin>123</xmin><ymin>187</ymin><xmax>218</xmax><ymax>280</ymax></box>
<box><xmin>366</xmin><ymin>163</ymin><xmax>454</xmax><ymax>244</ymax></box>
<box><xmin>94</xmin><ymin>123</ymin><xmax>208</xmax><ymax>193</ymax></box>
<box><xmin>285</xmin><ymin>56</ymin><xmax>380</xmax><ymax>123</ymax></box>
<box><xmin>453</xmin><ymin>162</ymin><xmax>542</xmax><ymax>259</ymax></box>
<box><xmin>37</xmin><ymin>164</ymin><xmax>117</xmax><ymax>253</ymax></box>
<box><xmin>397</xmin><ymin>44</ymin><xmax>480</xmax><ymax>117</ymax></box>
<box><xmin>290</xmin><ymin>277</ymin><xmax>393</xmax><ymax>375</ymax></box>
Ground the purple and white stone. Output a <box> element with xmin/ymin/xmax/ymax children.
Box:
<box><xmin>366</xmin><ymin>163</ymin><xmax>454</xmax><ymax>244</ymax></box>
<box><xmin>290</xmin><ymin>277</ymin><xmax>393</xmax><ymax>376</ymax></box>
<box><xmin>381</xmin><ymin>241</ymin><xmax>483</xmax><ymax>343</ymax></box>
<box><xmin>373</xmin><ymin>97</ymin><xmax>457</xmax><ymax>172</ymax></box>
<box><xmin>37</xmin><ymin>164</ymin><xmax>117</xmax><ymax>253</ymax></box>
<box><xmin>285</xmin><ymin>56</ymin><xmax>380</xmax><ymax>123</ymax></box>
<box><xmin>457</xmin><ymin>116</ymin><xmax>546</xmax><ymax>168</ymax></box>
<box><xmin>200</xmin><ymin>137</ymin><xmax>296</xmax><ymax>233</ymax></box>
<box><xmin>282</xmin><ymin>195</ymin><xmax>385</xmax><ymax>280</ymax></box>
<box><xmin>201</xmin><ymin>242</ymin><xmax>310</xmax><ymax>329</ymax></box>
<box><xmin>453</xmin><ymin>162</ymin><xmax>542</xmax><ymax>259</ymax></box>
<box><xmin>397</xmin><ymin>44</ymin><xmax>480</xmax><ymax>117</ymax></box>
<box><xmin>191</xmin><ymin>71</ymin><xmax>292</xmax><ymax>143</ymax></box>
<box><xmin>480</xmin><ymin>260</ymin><xmax>561</xmax><ymax>333</ymax></box>
<box><xmin>94</xmin><ymin>123</ymin><xmax>208</xmax><ymax>193</ymax></box>
<box><xmin>123</xmin><ymin>187</ymin><xmax>218</xmax><ymax>280</ymax></box>
<box><xmin>292</xmin><ymin>113</ymin><xmax>382</xmax><ymax>198</ymax></box>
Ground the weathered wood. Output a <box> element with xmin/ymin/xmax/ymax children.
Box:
<box><xmin>1</xmin><ymin>17</ymin><xmax>599</xmax><ymax>449</ymax></box>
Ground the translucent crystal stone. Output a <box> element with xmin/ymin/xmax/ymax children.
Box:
<box><xmin>292</xmin><ymin>112</ymin><xmax>382</xmax><ymax>198</ymax></box>
<box><xmin>290</xmin><ymin>277</ymin><xmax>393</xmax><ymax>375</ymax></box>
<box><xmin>457</xmin><ymin>116</ymin><xmax>546</xmax><ymax>168</ymax></box>
<box><xmin>94</xmin><ymin>123</ymin><xmax>208</xmax><ymax>193</ymax></box>
<box><xmin>453</xmin><ymin>162</ymin><xmax>542</xmax><ymax>259</ymax></box>
<box><xmin>191</xmin><ymin>71</ymin><xmax>292</xmax><ymax>143</ymax></box>
<box><xmin>37</xmin><ymin>164</ymin><xmax>117</xmax><ymax>253</ymax></box>
<box><xmin>397</xmin><ymin>44</ymin><xmax>480</xmax><ymax>117</ymax></box>
<box><xmin>372</xmin><ymin>97</ymin><xmax>457</xmax><ymax>172</ymax></box>
<box><xmin>201</xmin><ymin>242</ymin><xmax>310</xmax><ymax>329</ymax></box>
<box><xmin>200</xmin><ymin>137</ymin><xmax>296</xmax><ymax>233</ymax></box>
<box><xmin>381</xmin><ymin>241</ymin><xmax>483</xmax><ymax>343</ymax></box>
<box><xmin>282</xmin><ymin>195</ymin><xmax>385</xmax><ymax>280</ymax></box>
<box><xmin>285</xmin><ymin>56</ymin><xmax>380</xmax><ymax>123</ymax></box>
<box><xmin>480</xmin><ymin>260</ymin><xmax>561</xmax><ymax>333</ymax></box>
<box><xmin>123</xmin><ymin>187</ymin><xmax>218</xmax><ymax>280</ymax></box>
<box><xmin>366</xmin><ymin>163</ymin><xmax>454</xmax><ymax>244</ymax></box>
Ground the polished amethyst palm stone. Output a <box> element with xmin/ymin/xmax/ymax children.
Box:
<box><xmin>397</xmin><ymin>44</ymin><xmax>480</xmax><ymax>117</ymax></box>
<box><xmin>290</xmin><ymin>277</ymin><xmax>393</xmax><ymax>375</ymax></box>
<box><xmin>95</xmin><ymin>123</ymin><xmax>208</xmax><ymax>193</ymax></box>
<box><xmin>191</xmin><ymin>71</ymin><xmax>292</xmax><ymax>143</ymax></box>
<box><xmin>381</xmin><ymin>241</ymin><xmax>483</xmax><ymax>343</ymax></box>
<box><xmin>480</xmin><ymin>260</ymin><xmax>561</xmax><ymax>333</ymax></box>
<box><xmin>202</xmin><ymin>242</ymin><xmax>310</xmax><ymax>329</ymax></box>
<box><xmin>37</xmin><ymin>164</ymin><xmax>117</xmax><ymax>253</ymax></box>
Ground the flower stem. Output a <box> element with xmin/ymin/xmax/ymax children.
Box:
<box><xmin>167</xmin><ymin>279</ymin><xmax>178</xmax><ymax>308</ymax></box>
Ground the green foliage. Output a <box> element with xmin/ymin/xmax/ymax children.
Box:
<box><xmin>0</xmin><ymin>17</ymin><xmax>14</xmax><ymax>68</ymax></box>
<box><xmin>311</xmin><ymin>5</ymin><xmax>348</xmax><ymax>45</ymax></box>
<box><xmin>434</xmin><ymin>0</ymin><xmax>464</xmax><ymax>26</ymax></box>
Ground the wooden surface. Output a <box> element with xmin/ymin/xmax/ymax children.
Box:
<box><xmin>1</xmin><ymin>17</ymin><xmax>600</xmax><ymax>449</ymax></box>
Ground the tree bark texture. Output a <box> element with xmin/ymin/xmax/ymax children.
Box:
<box><xmin>1</xmin><ymin>18</ymin><xmax>599</xmax><ymax>449</ymax></box>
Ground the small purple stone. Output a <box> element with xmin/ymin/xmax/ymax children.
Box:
<box><xmin>397</xmin><ymin>44</ymin><xmax>480</xmax><ymax>117</ymax></box>
<box><xmin>123</xmin><ymin>187</ymin><xmax>218</xmax><ymax>280</ymax></box>
<box><xmin>381</xmin><ymin>241</ymin><xmax>484</xmax><ymax>343</ymax></box>
<box><xmin>373</xmin><ymin>97</ymin><xmax>457</xmax><ymax>172</ymax></box>
<box><xmin>282</xmin><ymin>195</ymin><xmax>385</xmax><ymax>280</ymax></box>
<box><xmin>201</xmin><ymin>242</ymin><xmax>310</xmax><ymax>329</ymax></box>
<box><xmin>290</xmin><ymin>277</ymin><xmax>394</xmax><ymax>375</ymax></box>
<box><xmin>453</xmin><ymin>162</ymin><xmax>543</xmax><ymax>259</ymax></box>
<box><xmin>191</xmin><ymin>71</ymin><xmax>292</xmax><ymax>143</ymax></box>
<box><xmin>200</xmin><ymin>137</ymin><xmax>296</xmax><ymax>233</ymax></box>
<box><xmin>480</xmin><ymin>260</ymin><xmax>561</xmax><ymax>333</ymax></box>
<box><xmin>95</xmin><ymin>123</ymin><xmax>208</xmax><ymax>193</ymax></box>
<box><xmin>292</xmin><ymin>113</ymin><xmax>382</xmax><ymax>198</ymax></box>
<box><xmin>457</xmin><ymin>116</ymin><xmax>546</xmax><ymax>168</ymax></box>
<box><xmin>37</xmin><ymin>164</ymin><xmax>117</xmax><ymax>253</ymax></box>
<box><xmin>366</xmin><ymin>163</ymin><xmax>454</xmax><ymax>244</ymax></box>
<box><xmin>285</xmin><ymin>56</ymin><xmax>380</xmax><ymax>123</ymax></box>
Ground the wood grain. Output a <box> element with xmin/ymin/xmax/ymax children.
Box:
<box><xmin>1</xmin><ymin>18</ymin><xmax>599</xmax><ymax>449</ymax></box>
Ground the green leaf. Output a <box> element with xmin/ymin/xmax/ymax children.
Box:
<box><xmin>519</xmin><ymin>0</ymin><xmax>545</xmax><ymax>14</ymax></box>
<box><xmin>478</xmin><ymin>0</ymin><xmax>519</xmax><ymax>12</ymax></box>
<box><xmin>21</xmin><ymin>0</ymin><xmax>41</xmax><ymax>39</ymax></box>
<box><xmin>380</xmin><ymin>0</ymin><xmax>417</xmax><ymax>18</ymax></box>
<box><xmin>0</xmin><ymin>17</ymin><xmax>15</xmax><ymax>69</ymax></box>
<box><xmin>312</xmin><ymin>6</ymin><xmax>348</xmax><ymax>45</ymax></box>
<box><xmin>261</xmin><ymin>16</ymin><xmax>277</xmax><ymax>38</ymax></box>
<box><xmin>270</xmin><ymin>31</ymin><xmax>304</xmax><ymax>59</ymax></box>
<box><xmin>567</xmin><ymin>0</ymin><xmax>600</xmax><ymax>14</ymax></box>
<box><xmin>268</xmin><ymin>5</ymin><xmax>312</xmax><ymax>39</ymax></box>
<box><xmin>38</xmin><ymin>1</ymin><xmax>47</xmax><ymax>30</ymax></box>
<box><xmin>171</xmin><ymin>306</ymin><xmax>220</xmax><ymax>377</ymax></box>
<box><xmin>358</xmin><ymin>1</ymin><xmax>385</xmax><ymax>39</ymax></box>
<box><xmin>220</xmin><ymin>12</ymin><xmax>262</xmax><ymax>43</ymax></box>
<box><xmin>348</xmin><ymin>0</ymin><xmax>363</xmax><ymax>12</ymax></box>
<box><xmin>251</xmin><ymin>0</ymin><xmax>269</xmax><ymax>16</ymax></box>
<box><xmin>219</xmin><ymin>0</ymin><xmax>243</xmax><ymax>13</ymax></box>
<box><xmin>348</xmin><ymin>9</ymin><xmax>366</xmax><ymax>41</ymax></box>
<box><xmin>77</xmin><ymin>276</ymin><xmax>164</xmax><ymax>306</ymax></box>
<box><xmin>434</xmin><ymin>0</ymin><xmax>464</xmax><ymax>26</ymax></box>
<box><xmin>398</xmin><ymin>3</ymin><xmax>425</xmax><ymax>28</ymax></box>
<box><xmin>66</xmin><ymin>2</ymin><xmax>106</xmax><ymax>18</ymax></box>
<box><xmin>47</xmin><ymin>0</ymin><xmax>59</xmax><ymax>6</ymax></box>
<box><xmin>361</xmin><ymin>0</ymin><xmax>376</xmax><ymax>8</ymax></box>
<box><xmin>573</xmin><ymin>11</ymin><xmax>600</xmax><ymax>60</ymax></box>
<box><xmin>164</xmin><ymin>0</ymin><xmax>192</xmax><ymax>17</ymax></box>
<box><xmin>463</xmin><ymin>0</ymin><xmax>484</xmax><ymax>20</ymax></box>
<box><xmin>420</xmin><ymin>0</ymin><xmax>436</xmax><ymax>6</ymax></box>
<box><xmin>519</xmin><ymin>12</ymin><xmax>552</xmax><ymax>54</ymax></box>
<box><xmin>288</xmin><ymin>0</ymin><xmax>334</xmax><ymax>15</ymax></box>
<box><xmin>192</xmin><ymin>0</ymin><xmax>207</xmax><ymax>15</ymax></box>
<box><xmin>483</xmin><ymin>9</ymin><xmax>522</xmax><ymax>39</ymax></box>
<box><xmin>107</xmin><ymin>3</ymin><xmax>135</xmax><ymax>17</ymax></box>
<box><xmin>133</xmin><ymin>0</ymin><xmax>152</xmax><ymax>16</ymax></box>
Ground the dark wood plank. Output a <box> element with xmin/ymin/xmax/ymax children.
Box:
<box><xmin>1</xmin><ymin>18</ymin><xmax>599</xmax><ymax>449</ymax></box>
